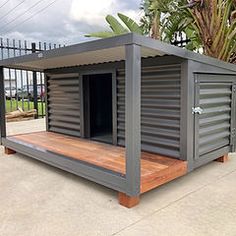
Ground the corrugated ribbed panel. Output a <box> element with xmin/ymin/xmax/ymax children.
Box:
<box><xmin>198</xmin><ymin>83</ymin><xmax>232</xmax><ymax>157</ymax></box>
<box><xmin>47</xmin><ymin>74</ymin><xmax>80</xmax><ymax>137</ymax></box>
<box><xmin>117</xmin><ymin>64</ymin><xmax>181</xmax><ymax>158</ymax></box>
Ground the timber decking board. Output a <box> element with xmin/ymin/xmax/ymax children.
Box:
<box><xmin>7</xmin><ymin>131</ymin><xmax>187</xmax><ymax>193</ymax></box>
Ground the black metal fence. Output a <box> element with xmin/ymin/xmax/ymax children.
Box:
<box><xmin>171</xmin><ymin>32</ymin><xmax>190</xmax><ymax>47</ymax></box>
<box><xmin>1</xmin><ymin>38</ymin><xmax>62</xmax><ymax>118</ymax></box>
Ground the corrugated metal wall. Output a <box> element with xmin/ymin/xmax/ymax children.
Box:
<box><xmin>47</xmin><ymin>73</ymin><xmax>81</xmax><ymax>137</ymax></box>
<box><xmin>117</xmin><ymin>64</ymin><xmax>182</xmax><ymax>158</ymax></box>
<box><xmin>196</xmin><ymin>82</ymin><xmax>232</xmax><ymax>158</ymax></box>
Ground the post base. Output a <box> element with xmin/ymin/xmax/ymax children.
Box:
<box><xmin>214</xmin><ymin>154</ymin><xmax>229</xmax><ymax>163</ymax></box>
<box><xmin>118</xmin><ymin>192</ymin><xmax>140</xmax><ymax>208</ymax></box>
<box><xmin>4</xmin><ymin>147</ymin><xmax>16</xmax><ymax>155</ymax></box>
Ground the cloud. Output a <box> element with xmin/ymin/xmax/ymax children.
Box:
<box><xmin>0</xmin><ymin>0</ymin><xmax>141</xmax><ymax>45</ymax></box>
<box><xmin>70</xmin><ymin>0</ymin><xmax>118</xmax><ymax>26</ymax></box>
<box><xmin>122</xmin><ymin>9</ymin><xmax>143</xmax><ymax>23</ymax></box>
<box><xmin>69</xmin><ymin>0</ymin><xmax>141</xmax><ymax>27</ymax></box>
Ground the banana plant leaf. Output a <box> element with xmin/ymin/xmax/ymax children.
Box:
<box><xmin>118</xmin><ymin>13</ymin><xmax>143</xmax><ymax>34</ymax></box>
<box><xmin>85</xmin><ymin>31</ymin><xmax>116</xmax><ymax>38</ymax></box>
<box><xmin>105</xmin><ymin>15</ymin><xmax>129</xmax><ymax>35</ymax></box>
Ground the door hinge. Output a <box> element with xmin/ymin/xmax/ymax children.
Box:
<box><xmin>232</xmin><ymin>128</ymin><xmax>236</xmax><ymax>138</ymax></box>
<box><xmin>192</xmin><ymin>107</ymin><xmax>203</xmax><ymax>115</ymax></box>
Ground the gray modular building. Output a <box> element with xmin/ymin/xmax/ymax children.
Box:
<box><xmin>0</xmin><ymin>33</ymin><xmax>236</xmax><ymax>207</ymax></box>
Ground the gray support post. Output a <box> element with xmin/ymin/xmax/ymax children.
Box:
<box><xmin>180</xmin><ymin>60</ymin><xmax>195</xmax><ymax>171</ymax></box>
<box><xmin>31</xmin><ymin>43</ymin><xmax>38</xmax><ymax>119</ymax></box>
<box><xmin>112</xmin><ymin>70</ymin><xmax>117</xmax><ymax>145</ymax></box>
<box><xmin>231</xmin><ymin>83</ymin><xmax>236</xmax><ymax>152</ymax></box>
<box><xmin>125</xmin><ymin>44</ymin><xmax>141</xmax><ymax>196</ymax></box>
<box><xmin>79</xmin><ymin>75</ymin><xmax>85</xmax><ymax>138</ymax></box>
<box><xmin>0</xmin><ymin>67</ymin><xmax>6</xmax><ymax>144</ymax></box>
<box><xmin>44</xmin><ymin>74</ymin><xmax>49</xmax><ymax>131</ymax></box>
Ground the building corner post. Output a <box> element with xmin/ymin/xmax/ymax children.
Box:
<box><xmin>180</xmin><ymin>60</ymin><xmax>195</xmax><ymax>172</ymax></box>
<box><xmin>125</xmin><ymin>44</ymin><xmax>141</xmax><ymax>196</ymax></box>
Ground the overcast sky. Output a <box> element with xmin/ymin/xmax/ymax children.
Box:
<box><xmin>0</xmin><ymin>0</ymin><xmax>141</xmax><ymax>45</ymax></box>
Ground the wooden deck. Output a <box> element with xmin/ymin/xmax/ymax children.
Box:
<box><xmin>7</xmin><ymin>131</ymin><xmax>187</xmax><ymax>194</ymax></box>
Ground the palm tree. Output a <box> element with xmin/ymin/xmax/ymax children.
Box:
<box><xmin>85</xmin><ymin>13</ymin><xmax>143</xmax><ymax>38</ymax></box>
<box><xmin>155</xmin><ymin>0</ymin><xmax>236</xmax><ymax>62</ymax></box>
<box><xmin>140</xmin><ymin>0</ymin><xmax>202</xmax><ymax>50</ymax></box>
<box><xmin>85</xmin><ymin>0</ymin><xmax>236</xmax><ymax>63</ymax></box>
<box><xmin>185</xmin><ymin>0</ymin><xmax>236</xmax><ymax>62</ymax></box>
<box><xmin>140</xmin><ymin>0</ymin><xmax>173</xmax><ymax>40</ymax></box>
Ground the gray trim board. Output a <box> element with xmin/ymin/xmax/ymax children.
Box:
<box><xmin>230</xmin><ymin>83</ymin><xmax>236</xmax><ymax>151</ymax></box>
<box><xmin>131</xmin><ymin>34</ymin><xmax>236</xmax><ymax>73</ymax></box>
<box><xmin>190</xmin><ymin>61</ymin><xmax>236</xmax><ymax>75</ymax></box>
<box><xmin>0</xmin><ymin>34</ymin><xmax>134</xmax><ymax>70</ymax></box>
<box><xmin>195</xmin><ymin>74</ymin><xmax>236</xmax><ymax>82</ymax></box>
<box><xmin>3</xmin><ymin>137</ymin><xmax>127</xmax><ymax>193</ymax></box>
<box><xmin>1</xmin><ymin>33</ymin><xmax>235</xmax><ymax>73</ymax></box>
<box><xmin>180</xmin><ymin>61</ymin><xmax>195</xmax><ymax>171</ymax></box>
<box><xmin>194</xmin><ymin>146</ymin><xmax>230</xmax><ymax>169</ymax></box>
<box><xmin>193</xmin><ymin>74</ymin><xmax>200</xmax><ymax>160</ymax></box>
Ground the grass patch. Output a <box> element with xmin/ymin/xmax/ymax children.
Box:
<box><xmin>6</xmin><ymin>99</ymin><xmax>45</xmax><ymax>117</ymax></box>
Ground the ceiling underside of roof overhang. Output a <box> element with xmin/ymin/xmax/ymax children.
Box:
<box><xmin>5</xmin><ymin>46</ymin><xmax>167</xmax><ymax>71</ymax></box>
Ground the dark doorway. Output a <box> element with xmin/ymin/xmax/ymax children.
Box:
<box><xmin>84</xmin><ymin>73</ymin><xmax>113</xmax><ymax>144</ymax></box>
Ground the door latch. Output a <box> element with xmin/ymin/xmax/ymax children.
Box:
<box><xmin>233</xmin><ymin>84</ymin><xmax>236</xmax><ymax>93</ymax></box>
<box><xmin>232</xmin><ymin>128</ymin><xmax>236</xmax><ymax>138</ymax></box>
<box><xmin>192</xmin><ymin>107</ymin><xmax>203</xmax><ymax>115</ymax></box>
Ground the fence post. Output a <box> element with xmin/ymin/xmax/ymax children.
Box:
<box><xmin>31</xmin><ymin>43</ymin><xmax>38</xmax><ymax>119</ymax></box>
<box><xmin>0</xmin><ymin>67</ymin><xmax>6</xmax><ymax>144</ymax></box>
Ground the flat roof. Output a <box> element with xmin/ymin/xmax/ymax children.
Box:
<box><xmin>0</xmin><ymin>33</ymin><xmax>236</xmax><ymax>72</ymax></box>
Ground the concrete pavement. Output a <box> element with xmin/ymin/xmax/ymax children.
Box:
<box><xmin>0</xmin><ymin>119</ymin><xmax>236</xmax><ymax>236</ymax></box>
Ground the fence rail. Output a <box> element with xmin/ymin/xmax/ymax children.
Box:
<box><xmin>1</xmin><ymin>38</ymin><xmax>62</xmax><ymax>118</ymax></box>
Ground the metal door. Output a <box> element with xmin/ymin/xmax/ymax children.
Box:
<box><xmin>193</xmin><ymin>74</ymin><xmax>236</xmax><ymax>160</ymax></box>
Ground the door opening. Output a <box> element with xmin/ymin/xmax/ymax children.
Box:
<box><xmin>84</xmin><ymin>73</ymin><xmax>113</xmax><ymax>144</ymax></box>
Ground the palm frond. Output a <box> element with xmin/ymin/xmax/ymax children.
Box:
<box><xmin>105</xmin><ymin>15</ymin><xmax>129</xmax><ymax>35</ymax></box>
<box><xmin>117</xmin><ymin>13</ymin><xmax>143</xmax><ymax>34</ymax></box>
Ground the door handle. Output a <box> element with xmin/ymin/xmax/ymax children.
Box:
<box><xmin>192</xmin><ymin>107</ymin><xmax>203</xmax><ymax>115</ymax></box>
